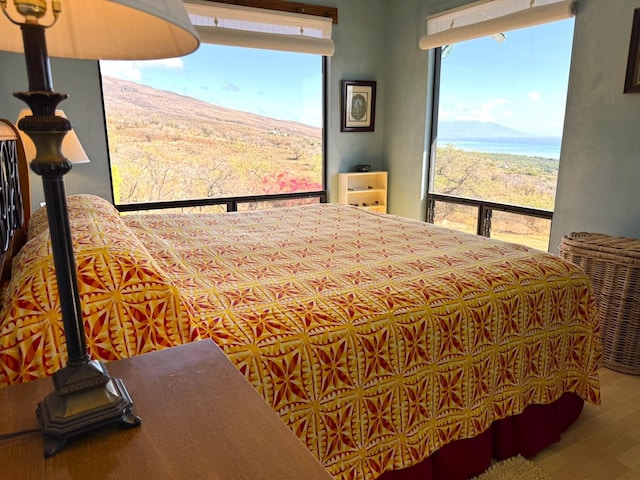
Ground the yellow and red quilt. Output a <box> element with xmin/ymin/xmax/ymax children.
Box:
<box><xmin>0</xmin><ymin>195</ymin><xmax>601</xmax><ymax>480</ymax></box>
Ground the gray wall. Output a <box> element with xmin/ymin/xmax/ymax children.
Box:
<box><xmin>383</xmin><ymin>1</ymin><xmax>471</xmax><ymax>220</ymax></box>
<box><xmin>549</xmin><ymin>0</ymin><xmax>640</xmax><ymax>251</ymax></box>
<box><xmin>324</xmin><ymin>0</ymin><xmax>386</xmax><ymax>203</ymax></box>
<box><xmin>1</xmin><ymin>0</ymin><xmax>640</xmax><ymax>252</ymax></box>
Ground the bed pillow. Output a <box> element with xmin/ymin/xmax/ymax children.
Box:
<box><xmin>27</xmin><ymin>194</ymin><xmax>124</xmax><ymax>239</ymax></box>
<box><xmin>0</xmin><ymin>194</ymin><xmax>199</xmax><ymax>386</ymax></box>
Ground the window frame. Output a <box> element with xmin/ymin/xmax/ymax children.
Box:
<box><xmin>425</xmin><ymin>23</ymin><xmax>571</xmax><ymax>249</ymax></box>
<box><xmin>102</xmin><ymin>55</ymin><xmax>329</xmax><ymax>214</ymax></box>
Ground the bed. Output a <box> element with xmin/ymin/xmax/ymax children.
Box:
<box><xmin>0</xmin><ymin>120</ymin><xmax>601</xmax><ymax>480</ymax></box>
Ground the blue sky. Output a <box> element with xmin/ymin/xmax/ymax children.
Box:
<box><xmin>438</xmin><ymin>18</ymin><xmax>575</xmax><ymax>137</ymax></box>
<box><xmin>101</xmin><ymin>44</ymin><xmax>323</xmax><ymax>127</ymax></box>
<box><xmin>101</xmin><ymin>18</ymin><xmax>574</xmax><ymax>136</ymax></box>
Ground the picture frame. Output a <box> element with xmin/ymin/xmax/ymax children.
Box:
<box><xmin>341</xmin><ymin>80</ymin><xmax>376</xmax><ymax>132</ymax></box>
<box><xmin>624</xmin><ymin>8</ymin><xmax>640</xmax><ymax>93</ymax></box>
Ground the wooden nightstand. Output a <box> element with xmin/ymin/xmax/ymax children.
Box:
<box><xmin>0</xmin><ymin>340</ymin><xmax>333</xmax><ymax>479</ymax></box>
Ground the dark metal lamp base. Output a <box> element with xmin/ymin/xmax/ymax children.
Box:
<box><xmin>36</xmin><ymin>359</ymin><xmax>141</xmax><ymax>458</ymax></box>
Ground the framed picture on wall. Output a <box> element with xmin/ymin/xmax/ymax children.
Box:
<box><xmin>624</xmin><ymin>8</ymin><xmax>640</xmax><ymax>93</ymax></box>
<box><xmin>341</xmin><ymin>80</ymin><xmax>376</xmax><ymax>132</ymax></box>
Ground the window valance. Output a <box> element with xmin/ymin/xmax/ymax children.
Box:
<box><xmin>419</xmin><ymin>0</ymin><xmax>576</xmax><ymax>51</ymax></box>
<box><xmin>184</xmin><ymin>1</ymin><xmax>335</xmax><ymax>56</ymax></box>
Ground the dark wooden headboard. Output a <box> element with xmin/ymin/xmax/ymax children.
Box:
<box><xmin>0</xmin><ymin>119</ymin><xmax>31</xmax><ymax>286</ymax></box>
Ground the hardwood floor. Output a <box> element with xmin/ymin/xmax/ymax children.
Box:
<box><xmin>533</xmin><ymin>367</ymin><xmax>640</xmax><ymax>479</ymax></box>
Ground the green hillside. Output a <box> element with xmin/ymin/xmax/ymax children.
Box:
<box><xmin>433</xmin><ymin>143</ymin><xmax>558</xmax><ymax>250</ymax></box>
<box><xmin>102</xmin><ymin>76</ymin><xmax>323</xmax><ymax>205</ymax></box>
<box><xmin>434</xmin><ymin>143</ymin><xmax>558</xmax><ymax>210</ymax></box>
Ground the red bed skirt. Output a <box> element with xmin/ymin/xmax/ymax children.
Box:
<box><xmin>379</xmin><ymin>392</ymin><xmax>583</xmax><ymax>480</ymax></box>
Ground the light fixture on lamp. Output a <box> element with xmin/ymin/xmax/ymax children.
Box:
<box><xmin>0</xmin><ymin>0</ymin><xmax>199</xmax><ymax>457</ymax></box>
<box><xmin>17</xmin><ymin>109</ymin><xmax>89</xmax><ymax>163</ymax></box>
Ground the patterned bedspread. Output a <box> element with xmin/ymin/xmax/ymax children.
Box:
<box><xmin>0</xmin><ymin>195</ymin><xmax>601</xmax><ymax>480</ymax></box>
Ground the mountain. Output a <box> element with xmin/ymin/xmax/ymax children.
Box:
<box><xmin>101</xmin><ymin>76</ymin><xmax>323</xmax><ymax>204</ymax></box>
<box><xmin>101</xmin><ymin>76</ymin><xmax>321</xmax><ymax>139</ymax></box>
<box><xmin>437</xmin><ymin>120</ymin><xmax>535</xmax><ymax>139</ymax></box>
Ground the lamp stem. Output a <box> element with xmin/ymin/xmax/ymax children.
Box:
<box><xmin>17</xmin><ymin>22</ymin><xmax>87</xmax><ymax>366</ymax></box>
<box><xmin>20</xmin><ymin>22</ymin><xmax>53</xmax><ymax>95</ymax></box>
<box><xmin>15</xmin><ymin>21</ymin><xmax>140</xmax><ymax>458</ymax></box>
<box><xmin>41</xmin><ymin>174</ymin><xmax>89</xmax><ymax>365</ymax></box>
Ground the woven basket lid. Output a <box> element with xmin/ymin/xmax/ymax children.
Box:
<box><xmin>562</xmin><ymin>232</ymin><xmax>640</xmax><ymax>261</ymax></box>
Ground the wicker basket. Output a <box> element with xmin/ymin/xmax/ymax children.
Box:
<box><xmin>559</xmin><ymin>232</ymin><xmax>640</xmax><ymax>374</ymax></box>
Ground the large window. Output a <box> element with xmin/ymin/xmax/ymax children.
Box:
<box><xmin>430</xmin><ymin>19</ymin><xmax>574</xmax><ymax>250</ymax></box>
<box><xmin>100</xmin><ymin>43</ymin><xmax>324</xmax><ymax>211</ymax></box>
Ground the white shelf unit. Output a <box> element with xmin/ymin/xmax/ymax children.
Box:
<box><xmin>338</xmin><ymin>171</ymin><xmax>388</xmax><ymax>213</ymax></box>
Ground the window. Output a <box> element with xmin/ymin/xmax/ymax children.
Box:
<box><xmin>100</xmin><ymin>43</ymin><xmax>325</xmax><ymax>211</ymax></box>
<box><xmin>429</xmin><ymin>18</ymin><xmax>574</xmax><ymax>250</ymax></box>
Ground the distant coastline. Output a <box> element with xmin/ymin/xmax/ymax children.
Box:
<box><xmin>438</xmin><ymin>136</ymin><xmax>561</xmax><ymax>160</ymax></box>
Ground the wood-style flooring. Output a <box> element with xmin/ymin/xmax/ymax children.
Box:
<box><xmin>533</xmin><ymin>367</ymin><xmax>640</xmax><ymax>479</ymax></box>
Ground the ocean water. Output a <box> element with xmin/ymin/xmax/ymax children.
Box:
<box><xmin>438</xmin><ymin>137</ymin><xmax>561</xmax><ymax>160</ymax></box>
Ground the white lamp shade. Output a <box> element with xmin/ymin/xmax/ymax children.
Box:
<box><xmin>17</xmin><ymin>109</ymin><xmax>90</xmax><ymax>163</ymax></box>
<box><xmin>0</xmin><ymin>0</ymin><xmax>200</xmax><ymax>60</ymax></box>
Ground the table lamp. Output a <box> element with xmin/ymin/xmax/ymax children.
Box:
<box><xmin>0</xmin><ymin>0</ymin><xmax>199</xmax><ymax>457</ymax></box>
<box><xmin>17</xmin><ymin>108</ymin><xmax>89</xmax><ymax>163</ymax></box>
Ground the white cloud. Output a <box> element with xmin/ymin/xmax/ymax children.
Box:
<box><xmin>439</xmin><ymin>93</ymin><xmax>565</xmax><ymax>136</ymax></box>
<box><xmin>528</xmin><ymin>91</ymin><xmax>541</xmax><ymax>102</ymax></box>
<box><xmin>440</xmin><ymin>97</ymin><xmax>511</xmax><ymax>123</ymax></box>
<box><xmin>100</xmin><ymin>61</ymin><xmax>142</xmax><ymax>81</ymax></box>
<box><xmin>100</xmin><ymin>58</ymin><xmax>184</xmax><ymax>82</ymax></box>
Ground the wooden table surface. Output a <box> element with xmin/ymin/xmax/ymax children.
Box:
<box><xmin>0</xmin><ymin>340</ymin><xmax>333</xmax><ymax>479</ymax></box>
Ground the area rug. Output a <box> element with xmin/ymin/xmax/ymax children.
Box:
<box><xmin>470</xmin><ymin>455</ymin><xmax>552</xmax><ymax>480</ymax></box>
